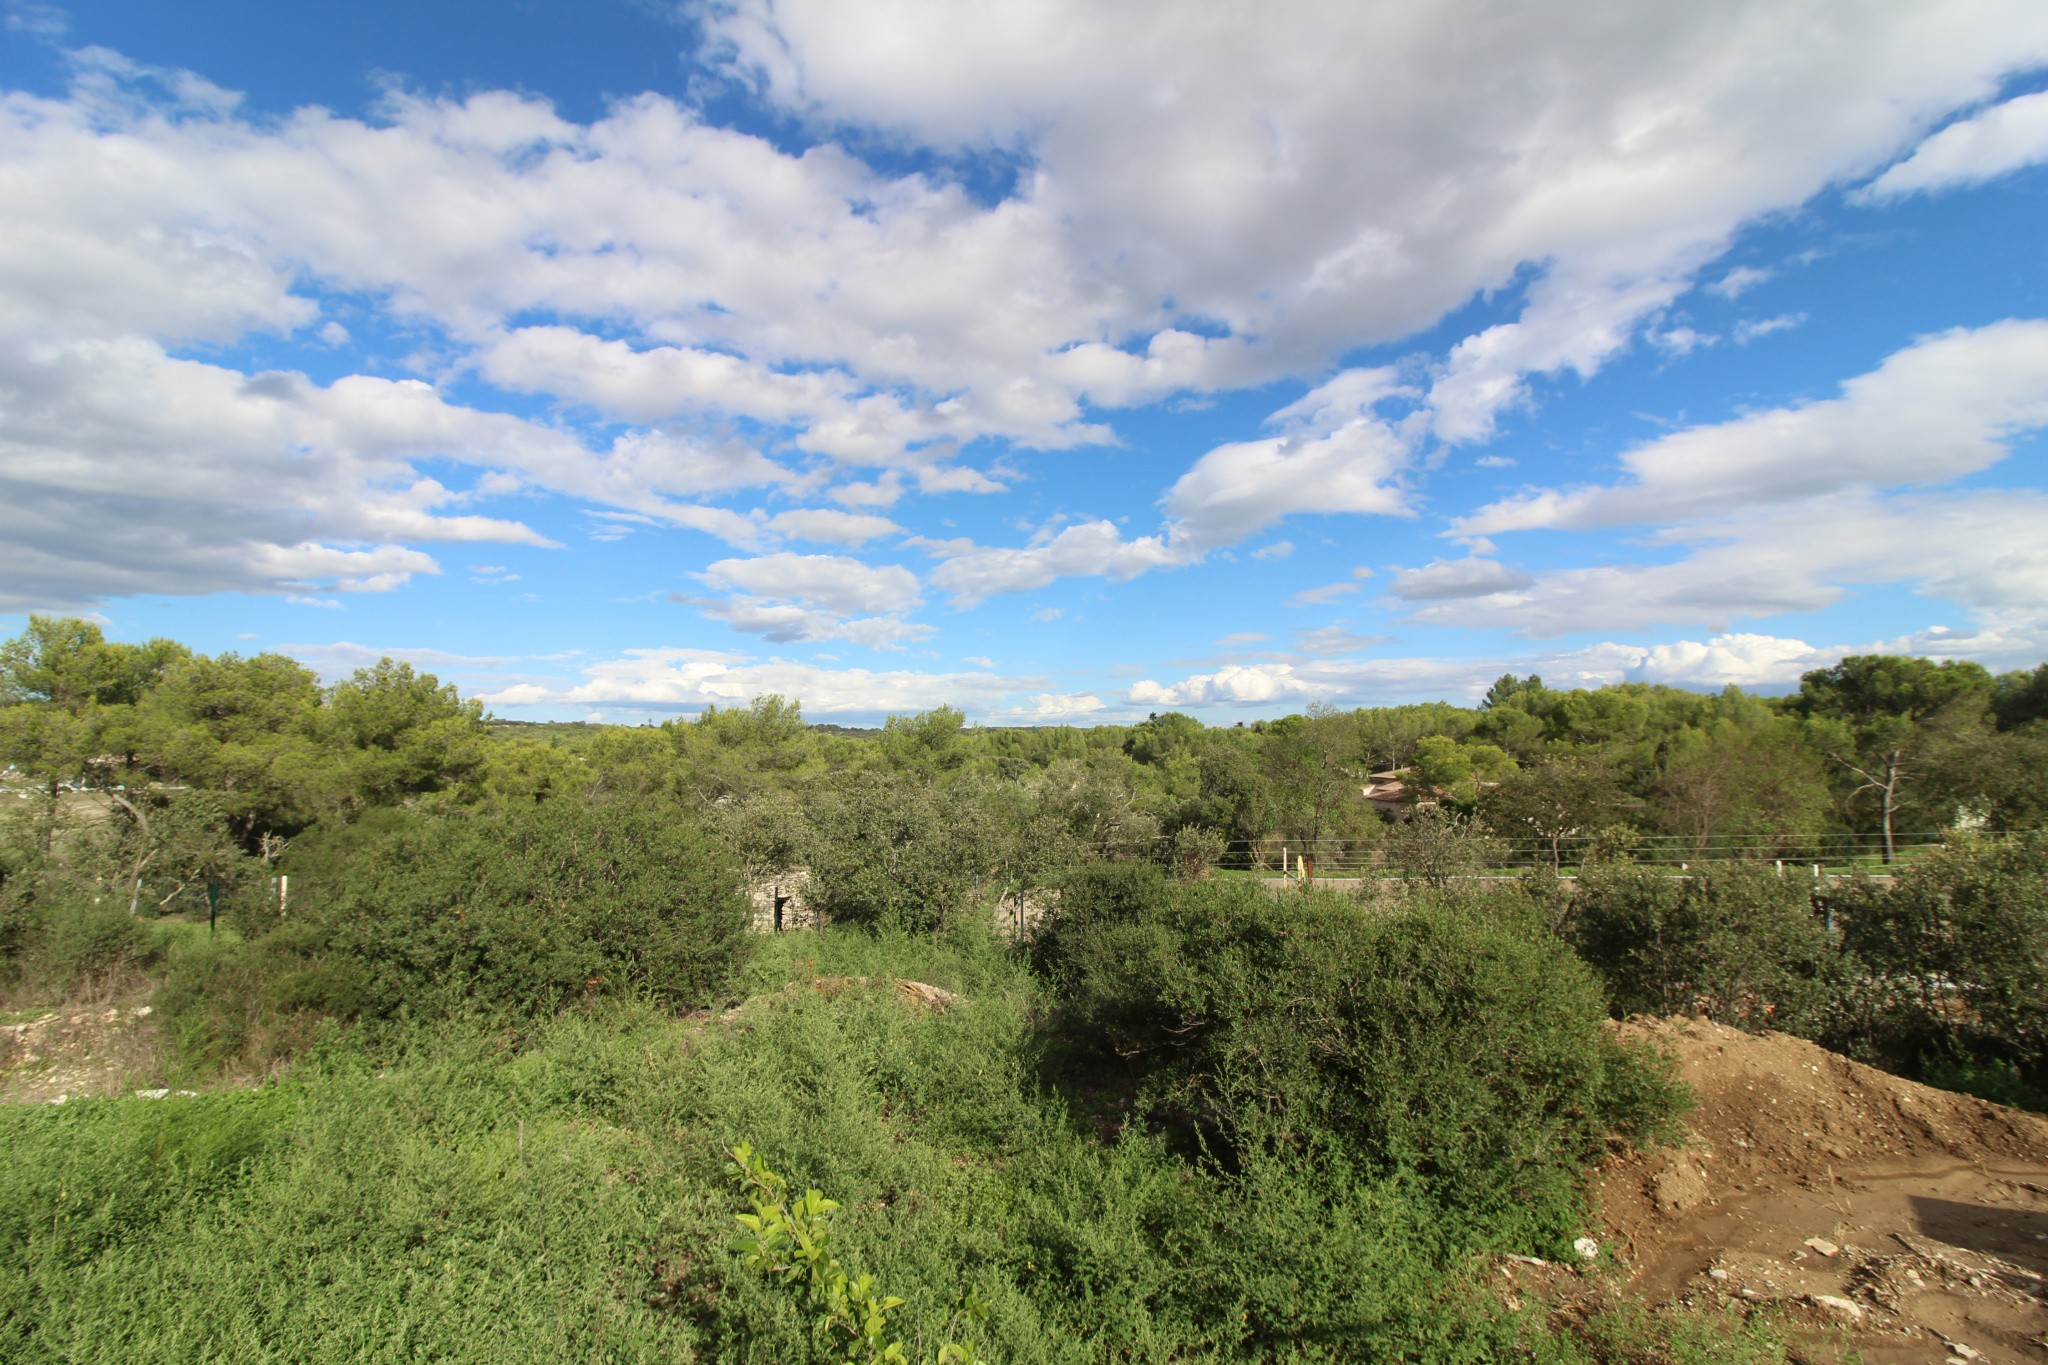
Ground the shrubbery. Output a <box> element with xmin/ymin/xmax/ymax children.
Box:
<box><xmin>1566</xmin><ymin>860</ymin><xmax>1838</xmax><ymax>1032</ymax></box>
<box><xmin>1832</xmin><ymin>833</ymin><xmax>2048</xmax><ymax>1099</ymax></box>
<box><xmin>803</xmin><ymin>773</ymin><xmax>987</xmax><ymax>934</ymax></box>
<box><xmin>306</xmin><ymin>797</ymin><xmax>753</xmax><ymax>1022</ymax></box>
<box><xmin>1036</xmin><ymin>868</ymin><xmax>1686</xmax><ymax>1246</ymax></box>
<box><xmin>144</xmin><ymin>798</ymin><xmax>753</xmax><ymax>1066</ymax></box>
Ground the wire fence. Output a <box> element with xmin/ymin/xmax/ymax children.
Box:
<box><xmin>1121</xmin><ymin>829</ymin><xmax>1976</xmax><ymax>879</ymax></box>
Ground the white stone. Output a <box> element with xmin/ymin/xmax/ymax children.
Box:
<box><xmin>1573</xmin><ymin>1237</ymin><xmax>1599</xmax><ymax>1262</ymax></box>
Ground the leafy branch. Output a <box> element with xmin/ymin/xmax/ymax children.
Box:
<box><xmin>726</xmin><ymin>1142</ymin><xmax>987</xmax><ymax>1365</ymax></box>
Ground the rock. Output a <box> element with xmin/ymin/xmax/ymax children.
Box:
<box><xmin>1807</xmin><ymin>1293</ymin><xmax>1864</xmax><ymax>1322</ymax></box>
<box><xmin>894</xmin><ymin>979</ymin><xmax>961</xmax><ymax>1012</ymax></box>
<box><xmin>1946</xmin><ymin>1345</ymin><xmax>1981</xmax><ymax>1362</ymax></box>
<box><xmin>1803</xmin><ymin>1237</ymin><xmax>1840</xmax><ymax>1257</ymax></box>
<box><xmin>1708</xmin><ymin>1267</ymin><xmax>1730</xmax><ymax>1281</ymax></box>
<box><xmin>1653</xmin><ymin>1163</ymin><xmax>1710</xmax><ymax>1212</ymax></box>
<box><xmin>1573</xmin><ymin>1237</ymin><xmax>1600</xmax><ymax>1262</ymax></box>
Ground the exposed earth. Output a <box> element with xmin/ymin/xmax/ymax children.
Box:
<box><xmin>0</xmin><ymin>1002</ymin><xmax>166</xmax><ymax>1103</ymax></box>
<box><xmin>1592</xmin><ymin>1017</ymin><xmax>2048</xmax><ymax>1363</ymax></box>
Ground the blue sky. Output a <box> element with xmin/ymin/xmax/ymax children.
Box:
<box><xmin>3</xmin><ymin>0</ymin><xmax>2047</xmax><ymax>723</ymax></box>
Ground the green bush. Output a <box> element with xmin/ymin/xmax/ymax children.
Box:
<box><xmin>1037</xmin><ymin>872</ymin><xmax>1686</xmax><ymax>1247</ymax></box>
<box><xmin>309</xmin><ymin>796</ymin><xmax>752</xmax><ymax>1024</ymax></box>
<box><xmin>31</xmin><ymin>899</ymin><xmax>154</xmax><ymax>983</ymax></box>
<box><xmin>1027</xmin><ymin>859</ymin><xmax>1169</xmax><ymax>974</ymax></box>
<box><xmin>1835</xmin><ymin>832</ymin><xmax>2048</xmax><ymax>1091</ymax></box>
<box><xmin>804</xmin><ymin>773</ymin><xmax>988</xmax><ymax>933</ymax></box>
<box><xmin>150</xmin><ymin>923</ymin><xmax>343</xmax><ymax>1074</ymax></box>
<box><xmin>1567</xmin><ymin>861</ymin><xmax>1837</xmax><ymax>1032</ymax></box>
<box><xmin>0</xmin><ymin>888</ymin><xmax>160</xmax><ymax>995</ymax></box>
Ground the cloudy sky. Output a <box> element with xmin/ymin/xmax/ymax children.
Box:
<box><xmin>3</xmin><ymin>0</ymin><xmax>2046</xmax><ymax>723</ymax></box>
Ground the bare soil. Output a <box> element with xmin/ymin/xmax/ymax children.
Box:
<box><xmin>1595</xmin><ymin>1017</ymin><xmax>2048</xmax><ymax>1363</ymax></box>
<box><xmin>0</xmin><ymin>1003</ymin><xmax>167</xmax><ymax>1103</ymax></box>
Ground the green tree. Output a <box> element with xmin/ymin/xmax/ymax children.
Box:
<box><xmin>1354</xmin><ymin>701</ymin><xmax>1474</xmax><ymax>772</ymax></box>
<box><xmin>1794</xmin><ymin>656</ymin><xmax>1994</xmax><ymax>861</ymax></box>
<box><xmin>676</xmin><ymin>694</ymin><xmax>818</xmax><ymax>803</ymax></box>
<box><xmin>1991</xmin><ymin>663</ymin><xmax>2048</xmax><ymax>730</ymax></box>
<box><xmin>1481</xmin><ymin>756</ymin><xmax>1625</xmax><ymax>870</ymax></box>
<box><xmin>130</xmin><ymin>651</ymin><xmax>330</xmax><ymax>845</ymax></box>
<box><xmin>1410</xmin><ymin>735</ymin><xmax>1515</xmax><ymax>802</ymax></box>
<box><xmin>0</xmin><ymin>616</ymin><xmax>190</xmax><ymax>855</ymax></box>
<box><xmin>320</xmin><ymin>659</ymin><xmax>487</xmax><ymax>809</ymax></box>
<box><xmin>1911</xmin><ymin>724</ymin><xmax>2048</xmax><ymax>833</ymax></box>
<box><xmin>879</xmin><ymin>706</ymin><xmax>968</xmax><ymax>775</ymax></box>
<box><xmin>1125</xmin><ymin>711</ymin><xmax>1205</xmax><ymax>767</ymax></box>
<box><xmin>1653</xmin><ymin>713</ymin><xmax>1831</xmax><ymax>856</ymax></box>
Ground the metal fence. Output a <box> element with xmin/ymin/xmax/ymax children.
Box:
<box><xmin>1127</xmin><ymin>829</ymin><xmax>1977</xmax><ymax>879</ymax></box>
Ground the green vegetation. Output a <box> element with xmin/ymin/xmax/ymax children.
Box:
<box><xmin>727</xmin><ymin>1142</ymin><xmax>988</xmax><ymax>1365</ymax></box>
<box><xmin>4</xmin><ymin>616</ymin><xmax>2048</xmax><ymax>1361</ymax></box>
<box><xmin>1036</xmin><ymin>869</ymin><xmax>1685</xmax><ymax>1245</ymax></box>
<box><xmin>0</xmin><ymin>927</ymin><xmax>1730</xmax><ymax>1364</ymax></box>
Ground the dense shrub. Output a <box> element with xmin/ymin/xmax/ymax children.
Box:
<box><xmin>0</xmin><ymin>876</ymin><xmax>157</xmax><ymax>996</ymax></box>
<box><xmin>1834</xmin><ymin>833</ymin><xmax>2048</xmax><ymax>1091</ymax></box>
<box><xmin>803</xmin><ymin>773</ymin><xmax>988</xmax><ymax>933</ymax></box>
<box><xmin>1567</xmin><ymin>861</ymin><xmax>1837</xmax><ymax>1032</ymax></box>
<box><xmin>24</xmin><ymin>898</ymin><xmax>154</xmax><ymax>987</ymax></box>
<box><xmin>1036</xmin><ymin>872</ymin><xmax>1685</xmax><ymax>1243</ymax></box>
<box><xmin>150</xmin><ymin>923</ymin><xmax>343</xmax><ymax>1073</ymax></box>
<box><xmin>307</xmin><ymin>796</ymin><xmax>752</xmax><ymax>1023</ymax></box>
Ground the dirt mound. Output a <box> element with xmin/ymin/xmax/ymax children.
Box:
<box><xmin>1598</xmin><ymin>1017</ymin><xmax>2048</xmax><ymax>1363</ymax></box>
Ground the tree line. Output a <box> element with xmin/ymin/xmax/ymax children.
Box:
<box><xmin>3</xmin><ymin>614</ymin><xmax>2044</xmax><ymax>910</ymax></box>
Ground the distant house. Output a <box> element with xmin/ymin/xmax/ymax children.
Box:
<box><xmin>1361</xmin><ymin>769</ymin><xmax>1440</xmax><ymax>815</ymax></box>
